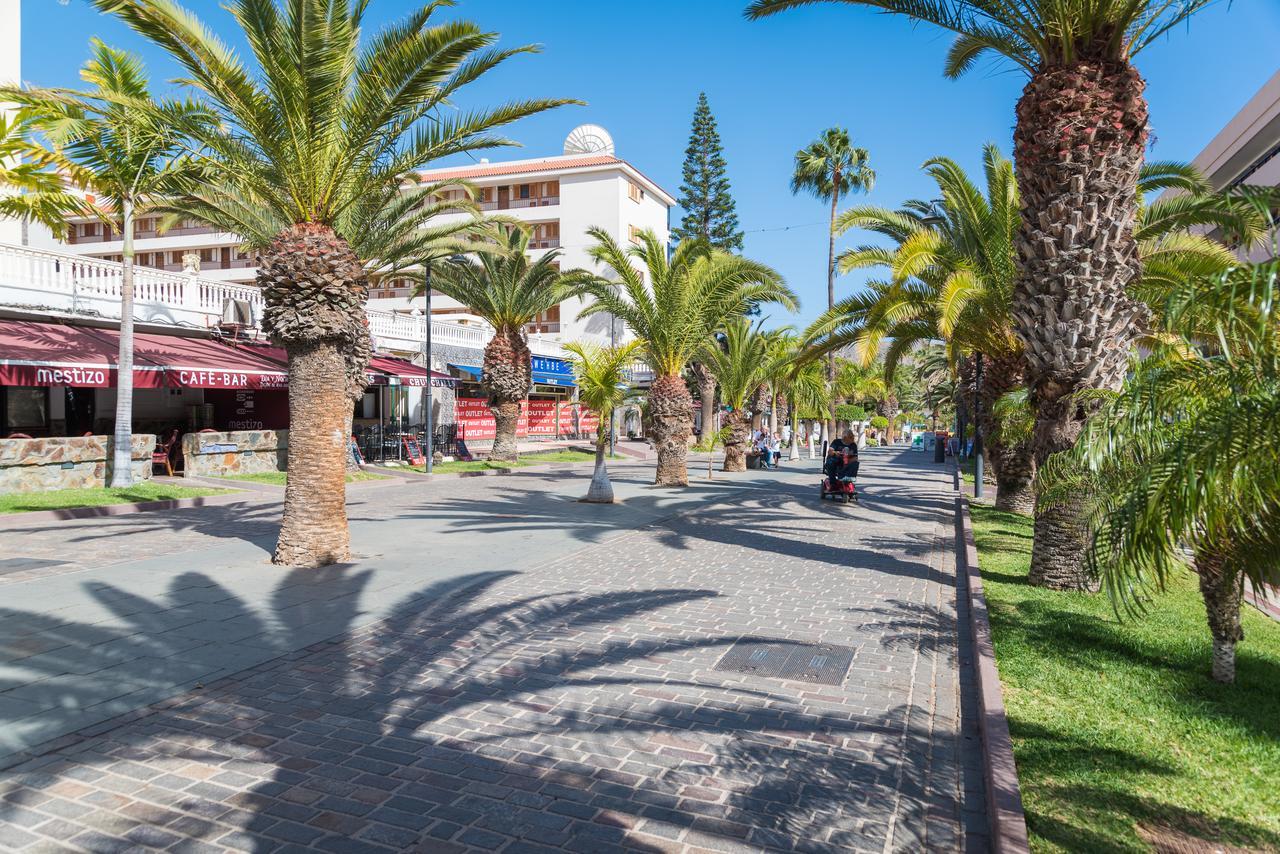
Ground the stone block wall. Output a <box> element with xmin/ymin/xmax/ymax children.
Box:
<box><xmin>182</xmin><ymin>429</ymin><xmax>287</xmax><ymax>478</ymax></box>
<box><xmin>0</xmin><ymin>435</ymin><xmax>156</xmax><ymax>493</ymax></box>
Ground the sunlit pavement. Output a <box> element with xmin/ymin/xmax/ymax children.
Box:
<box><xmin>0</xmin><ymin>448</ymin><xmax>986</xmax><ymax>853</ymax></box>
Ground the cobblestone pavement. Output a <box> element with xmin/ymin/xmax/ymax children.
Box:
<box><xmin>0</xmin><ymin>449</ymin><xmax>986</xmax><ymax>852</ymax></box>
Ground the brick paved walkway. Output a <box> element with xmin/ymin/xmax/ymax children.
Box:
<box><xmin>0</xmin><ymin>449</ymin><xmax>986</xmax><ymax>852</ymax></box>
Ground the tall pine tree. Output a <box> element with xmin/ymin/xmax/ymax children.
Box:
<box><xmin>673</xmin><ymin>93</ymin><xmax>743</xmax><ymax>251</ymax></box>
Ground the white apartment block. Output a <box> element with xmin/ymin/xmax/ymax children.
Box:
<box><xmin>24</xmin><ymin>125</ymin><xmax>675</xmax><ymax>343</ymax></box>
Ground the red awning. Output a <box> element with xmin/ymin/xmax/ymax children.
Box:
<box><xmin>368</xmin><ymin>355</ymin><xmax>456</xmax><ymax>387</ymax></box>
<box><xmin>0</xmin><ymin>320</ymin><xmax>165</xmax><ymax>388</ymax></box>
<box><xmin>0</xmin><ymin>320</ymin><xmax>288</xmax><ymax>390</ymax></box>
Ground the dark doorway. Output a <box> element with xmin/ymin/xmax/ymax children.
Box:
<box><xmin>497</xmin><ymin>185</ymin><xmax>510</xmax><ymax>210</ymax></box>
<box><xmin>65</xmin><ymin>387</ymin><xmax>96</xmax><ymax>436</ymax></box>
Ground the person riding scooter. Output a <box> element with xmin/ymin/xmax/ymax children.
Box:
<box><xmin>824</xmin><ymin>429</ymin><xmax>860</xmax><ymax>483</ymax></box>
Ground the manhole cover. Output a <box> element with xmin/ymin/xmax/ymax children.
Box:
<box><xmin>714</xmin><ymin>640</ymin><xmax>855</xmax><ymax>686</ymax></box>
<box><xmin>0</xmin><ymin>557</ymin><xmax>67</xmax><ymax>576</ymax></box>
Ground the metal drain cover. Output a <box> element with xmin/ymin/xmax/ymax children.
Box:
<box><xmin>0</xmin><ymin>557</ymin><xmax>67</xmax><ymax>576</ymax></box>
<box><xmin>714</xmin><ymin>640</ymin><xmax>855</xmax><ymax>686</ymax></box>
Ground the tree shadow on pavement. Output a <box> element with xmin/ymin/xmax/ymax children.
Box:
<box><xmin>0</xmin><ymin>565</ymin><xmax>969</xmax><ymax>853</ymax></box>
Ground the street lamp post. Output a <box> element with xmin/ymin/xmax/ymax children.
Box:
<box><xmin>973</xmin><ymin>352</ymin><xmax>984</xmax><ymax>499</ymax></box>
<box><xmin>608</xmin><ymin>311</ymin><xmax>616</xmax><ymax>458</ymax></box>
<box><xmin>423</xmin><ymin>262</ymin><xmax>434</xmax><ymax>475</ymax></box>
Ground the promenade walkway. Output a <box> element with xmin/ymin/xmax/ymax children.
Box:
<box><xmin>0</xmin><ymin>448</ymin><xmax>986</xmax><ymax>853</ymax></box>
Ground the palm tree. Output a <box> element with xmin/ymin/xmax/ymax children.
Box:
<box><xmin>699</xmin><ymin>319</ymin><xmax>772</xmax><ymax>471</ymax></box>
<box><xmin>4</xmin><ymin>41</ymin><xmax>209</xmax><ymax>488</ymax></box>
<box><xmin>0</xmin><ymin>115</ymin><xmax>79</xmax><ymax>230</ymax></box>
<box><xmin>431</xmin><ymin>228</ymin><xmax>579</xmax><ymax>462</ymax></box>
<box><xmin>778</xmin><ymin>356</ymin><xmax>828</xmax><ymax>460</ymax></box>
<box><xmin>1039</xmin><ymin>259</ymin><xmax>1280</xmax><ymax>682</ymax></box>
<box><xmin>573</xmin><ymin>229</ymin><xmax>796</xmax><ymax>486</ymax></box>
<box><xmin>564</xmin><ymin>340</ymin><xmax>644</xmax><ymax>503</ymax></box>
<box><xmin>690</xmin><ymin>360</ymin><xmax>719</xmax><ymax>443</ymax></box>
<box><xmin>807</xmin><ymin>151</ymin><xmax>1258</xmax><ymax>523</ymax></box>
<box><xmin>747</xmin><ymin>0</ymin><xmax>1216</xmax><ymax>586</ymax></box>
<box><xmin>790</xmin><ymin>127</ymin><xmax>874</xmax><ymax>437</ymax></box>
<box><xmin>96</xmin><ymin>0</ymin><xmax>572</xmax><ymax>566</ymax></box>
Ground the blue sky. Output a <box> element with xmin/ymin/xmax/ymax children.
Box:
<box><xmin>20</xmin><ymin>0</ymin><xmax>1280</xmax><ymax>329</ymax></box>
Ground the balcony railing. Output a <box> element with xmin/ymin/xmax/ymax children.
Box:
<box><xmin>0</xmin><ymin>241</ymin><xmax>567</xmax><ymax>360</ymax></box>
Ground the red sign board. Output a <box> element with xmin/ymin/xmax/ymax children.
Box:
<box><xmin>455</xmin><ymin>399</ymin><xmax>602</xmax><ymax>441</ymax></box>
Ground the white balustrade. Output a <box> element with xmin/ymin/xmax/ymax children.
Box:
<box><xmin>0</xmin><ymin>241</ymin><xmax>567</xmax><ymax>360</ymax></box>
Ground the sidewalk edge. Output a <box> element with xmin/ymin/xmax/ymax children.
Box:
<box><xmin>0</xmin><ymin>491</ymin><xmax>252</xmax><ymax>527</ymax></box>
<box><xmin>955</xmin><ymin>492</ymin><xmax>1032</xmax><ymax>854</ymax></box>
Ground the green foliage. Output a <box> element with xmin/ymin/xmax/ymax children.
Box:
<box><xmin>970</xmin><ymin>505</ymin><xmax>1280</xmax><ymax>852</ymax></box>
<box><xmin>672</xmin><ymin>93</ymin><xmax>743</xmax><ymax>251</ymax></box>
<box><xmin>746</xmin><ymin>1</ymin><xmax>1216</xmax><ymax>76</ymax></box>
<box><xmin>834</xmin><ymin>403</ymin><xmax>865</xmax><ymax>422</ymax></box>
<box><xmin>698</xmin><ymin>318</ymin><xmax>771</xmax><ymax>411</ymax></box>
<box><xmin>0</xmin><ymin>115</ymin><xmax>80</xmax><ymax>229</ymax></box>
<box><xmin>564</xmin><ymin>339</ymin><xmax>645</xmax><ymax>446</ymax></box>
<box><xmin>93</xmin><ymin>0</ymin><xmax>575</xmax><ymax>243</ymax></box>
<box><xmin>431</xmin><ymin>228</ymin><xmax>578</xmax><ymax>333</ymax></box>
<box><xmin>790</xmin><ymin>126</ymin><xmax>874</xmax><ymax>205</ymax></box>
<box><xmin>0</xmin><ymin>483</ymin><xmax>231</xmax><ymax>514</ymax></box>
<box><xmin>869</xmin><ymin>415</ymin><xmax>889</xmax><ymax>430</ymax></box>
<box><xmin>571</xmin><ymin>228</ymin><xmax>796</xmax><ymax>378</ymax></box>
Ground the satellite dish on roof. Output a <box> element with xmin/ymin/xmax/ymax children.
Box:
<box><xmin>563</xmin><ymin>124</ymin><xmax>615</xmax><ymax>156</ymax></box>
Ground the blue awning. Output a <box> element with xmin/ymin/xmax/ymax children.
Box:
<box><xmin>449</xmin><ymin>363</ymin><xmax>483</xmax><ymax>382</ymax></box>
<box><xmin>532</xmin><ymin>370</ymin><xmax>576</xmax><ymax>387</ymax></box>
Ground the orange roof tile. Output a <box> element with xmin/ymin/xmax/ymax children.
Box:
<box><xmin>419</xmin><ymin>155</ymin><xmax>623</xmax><ymax>181</ymax></box>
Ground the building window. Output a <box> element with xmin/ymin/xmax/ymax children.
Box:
<box><xmin>2</xmin><ymin>387</ymin><xmax>50</xmax><ymax>436</ymax></box>
<box><xmin>518</xmin><ymin>184</ymin><xmax>531</xmax><ymax>199</ymax></box>
<box><xmin>80</xmin><ymin>222</ymin><xmax>99</xmax><ymax>238</ymax></box>
<box><xmin>627</xmin><ymin>181</ymin><xmax>644</xmax><ymax>203</ymax></box>
<box><xmin>628</xmin><ymin>225</ymin><xmax>642</xmax><ymax>244</ymax></box>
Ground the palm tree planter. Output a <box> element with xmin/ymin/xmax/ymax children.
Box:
<box><xmin>97</xmin><ymin>0</ymin><xmax>571</xmax><ymax>565</ymax></box>
<box><xmin>573</xmin><ymin>229</ymin><xmax>795</xmax><ymax>486</ymax></box>
<box><xmin>431</xmin><ymin>229</ymin><xmax>579</xmax><ymax>462</ymax></box>
<box><xmin>748</xmin><ymin>0</ymin><xmax>1217</xmax><ymax>588</ymax></box>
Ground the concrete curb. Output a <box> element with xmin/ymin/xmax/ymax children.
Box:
<box><xmin>0</xmin><ymin>490</ymin><xmax>253</xmax><ymax>527</ymax></box>
<box><xmin>954</xmin><ymin>491</ymin><xmax>1032</xmax><ymax>854</ymax></box>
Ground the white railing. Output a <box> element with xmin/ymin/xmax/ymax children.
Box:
<box><xmin>0</xmin><ymin>241</ymin><xmax>567</xmax><ymax>359</ymax></box>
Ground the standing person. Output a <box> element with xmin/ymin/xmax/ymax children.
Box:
<box><xmin>770</xmin><ymin>431</ymin><xmax>783</xmax><ymax>468</ymax></box>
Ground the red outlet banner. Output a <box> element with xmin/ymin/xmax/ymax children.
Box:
<box><xmin>455</xmin><ymin>399</ymin><xmax>602</xmax><ymax>440</ymax></box>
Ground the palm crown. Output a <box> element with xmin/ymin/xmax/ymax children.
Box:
<box><xmin>699</xmin><ymin>319</ymin><xmax>772</xmax><ymax>412</ymax></box>
<box><xmin>575</xmin><ymin>229</ymin><xmax>797</xmax><ymax>378</ymax></box>
<box><xmin>746</xmin><ymin>1</ymin><xmax>1215</xmax><ymax>75</ymax></box>
<box><xmin>95</xmin><ymin>0</ymin><xmax>576</xmax><ymax>241</ymax></box>
<box><xmin>430</xmin><ymin>227</ymin><xmax>577</xmax><ymax>332</ymax></box>
<box><xmin>790</xmin><ymin>127</ymin><xmax>874</xmax><ymax>203</ymax></box>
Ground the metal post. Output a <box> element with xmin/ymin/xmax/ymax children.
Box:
<box><xmin>974</xmin><ymin>353</ymin><xmax>984</xmax><ymax>499</ymax></box>
<box><xmin>423</xmin><ymin>263</ymin><xmax>433</xmax><ymax>474</ymax></box>
<box><xmin>608</xmin><ymin>312</ymin><xmax>616</xmax><ymax>458</ymax></box>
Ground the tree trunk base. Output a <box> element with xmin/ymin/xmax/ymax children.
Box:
<box><xmin>275</xmin><ymin>340</ymin><xmax>351</xmax><ymax>567</ymax></box>
<box><xmin>1197</xmin><ymin>549</ymin><xmax>1243</xmax><ymax>684</ymax></box>
<box><xmin>1027</xmin><ymin>497</ymin><xmax>1096</xmax><ymax>591</ymax></box>
<box><xmin>994</xmin><ymin>478</ymin><xmax>1036</xmax><ymax>515</ymax></box>
<box><xmin>488</xmin><ymin>400</ymin><xmax>521</xmax><ymax>462</ymax></box>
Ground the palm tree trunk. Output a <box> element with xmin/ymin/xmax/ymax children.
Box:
<box><xmin>275</xmin><ymin>341</ymin><xmax>351</xmax><ymax>566</ymax></box>
<box><xmin>483</xmin><ymin>326</ymin><xmax>531</xmax><ymax>463</ymax></box>
<box><xmin>258</xmin><ymin>223</ymin><xmax>370</xmax><ymax>567</ymax></box>
<box><xmin>1195</xmin><ymin>544</ymin><xmax>1244</xmax><ymax>684</ymax></box>
<box><xmin>691</xmin><ymin>361</ymin><xmax>716</xmax><ymax>440</ymax></box>
<box><xmin>649</xmin><ymin>373</ymin><xmax>692</xmax><ymax>486</ymax></box>
<box><xmin>109</xmin><ymin>198</ymin><xmax>135</xmax><ymax>488</ymax></box>
<box><xmin>1013</xmin><ymin>58</ymin><xmax>1149</xmax><ymax>589</ymax></box>
<box><xmin>583</xmin><ymin>416</ymin><xmax>613</xmax><ymax>503</ymax></box>
<box><xmin>788</xmin><ymin>410</ymin><xmax>800</xmax><ymax>461</ymax></box>
<box><xmin>826</xmin><ymin>183</ymin><xmax>840</xmax><ymax>439</ymax></box>
<box><xmin>722</xmin><ymin>410</ymin><xmax>748</xmax><ymax>472</ymax></box>
<box><xmin>982</xmin><ymin>351</ymin><xmax>1035</xmax><ymax>515</ymax></box>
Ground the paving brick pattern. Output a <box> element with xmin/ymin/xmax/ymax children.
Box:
<box><xmin>0</xmin><ymin>450</ymin><xmax>986</xmax><ymax>852</ymax></box>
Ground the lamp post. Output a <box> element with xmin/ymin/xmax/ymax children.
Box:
<box><xmin>422</xmin><ymin>262</ymin><xmax>434</xmax><ymax>475</ymax></box>
<box><xmin>608</xmin><ymin>310</ymin><xmax>617</xmax><ymax>458</ymax></box>
<box><xmin>973</xmin><ymin>352</ymin><xmax>984</xmax><ymax>499</ymax></box>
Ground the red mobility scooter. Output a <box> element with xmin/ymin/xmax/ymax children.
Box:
<box><xmin>821</xmin><ymin>445</ymin><xmax>859</xmax><ymax>503</ymax></box>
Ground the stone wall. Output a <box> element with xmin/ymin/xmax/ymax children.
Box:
<box><xmin>0</xmin><ymin>435</ymin><xmax>156</xmax><ymax>493</ymax></box>
<box><xmin>182</xmin><ymin>430</ymin><xmax>288</xmax><ymax>478</ymax></box>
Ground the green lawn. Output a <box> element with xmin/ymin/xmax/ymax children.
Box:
<box><xmin>970</xmin><ymin>505</ymin><xmax>1280</xmax><ymax>853</ymax></box>
<box><xmin>0</xmin><ymin>483</ymin><xmax>234</xmax><ymax>514</ymax></box>
<box><xmin>222</xmin><ymin>471</ymin><xmax>389</xmax><ymax>485</ymax></box>
<box><xmin>422</xmin><ymin>448</ymin><xmax>604</xmax><ymax>474</ymax></box>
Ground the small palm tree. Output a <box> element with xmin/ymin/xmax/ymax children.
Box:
<box><xmin>4</xmin><ymin>40</ymin><xmax>209</xmax><ymax>488</ymax></box>
<box><xmin>694</xmin><ymin>426</ymin><xmax>732</xmax><ymax>479</ymax></box>
<box><xmin>96</xmin><ymin>0</ymin><xmax>572</xmax><ymax>565</ymax></box>
<box><xmin>564</xmin><ymin>340</ymin><xmax>644</xmax><ymax>503</ymax></box>
<box><xmin>698</xmin><ymin>319</ymin><xmax>771</xmax><ymax>472</ymax></box>
<box><xmin>432</xmin><ymin>228</ymin><xmax>580</xmax><ymax>462</ymax></box>
<box><xmin>573</xmin><ymin>229</ymin><xmax>796</xmax><ymax>486</ymax></box>
<box><xmin>1040</xmin><ymin>259</ymin><xmax>1280</xmax><ymax>682</ymax></box>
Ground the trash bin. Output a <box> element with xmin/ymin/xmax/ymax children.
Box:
<box><xmin>934</xmin><ymin>432</ymin><xmax>946</xmax><ymax>463</ymax></box>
